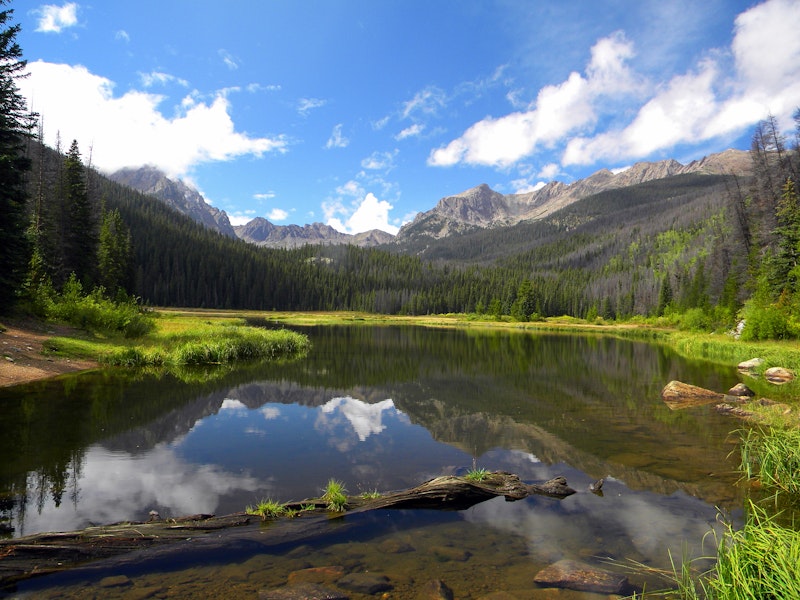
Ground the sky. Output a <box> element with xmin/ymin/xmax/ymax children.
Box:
<box><xmin>13</xmin><ymin>0</ymin><xmax>800</xmax><ymax>234</ymax></box>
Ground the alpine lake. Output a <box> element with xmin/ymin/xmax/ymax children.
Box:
<box><xmin>0</xmin><ymin>324</ymin><xmax>754</xmax><ymax>599</ymax></box>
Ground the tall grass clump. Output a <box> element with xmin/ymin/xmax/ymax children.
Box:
<box><xmin>322</xmin><ymin>478</ymin><xmax>348</xmax><ymax>512</ymax></box>
<box><xmin>740</xmin><ymin>426</ymin><xmax>800</xmax><ymax>495</ymax></box>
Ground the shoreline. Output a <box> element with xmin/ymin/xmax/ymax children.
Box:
<box><xmin>0</xmin><ymin>320</ymin><xmax>99</xmax><ymax>388</ymax></box>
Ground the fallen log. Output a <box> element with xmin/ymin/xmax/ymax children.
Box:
<box><xmin>0</xmin><ymin>472</ymin><xmax>574</xmax><ymax>588</ymax></box>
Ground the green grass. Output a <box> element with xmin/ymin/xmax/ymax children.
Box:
<box><xmin>245</xmin><ymin>498</ymin><xmax>286</xmax><ymax>519</ymax></box>
<box><xmin>42</xmin><ymin>312</ymin><xmax>311</xmax><ymax>370</ymax></box>
<box><xmin>321</xmin><ymin>478</ymin><xmax>348</xmax><ymax>512</ymax></box>
<box><xmin>740</xmin><ymin>426</ymin><xmax>800</xmax><ymax>495</ymax></box>
<box><xmin>681</xmin><ymin>502</ymin><xmax>800</xmax><ymax>600</ymax></box>
<box><xmin>360</xmin><ymin>490</ymin><xmax>381</xmax><ymax>500</ymax></box>
<box><xmin>465</xmin><ymin>468</ymin><xmax>491</xmax><ymax>482</ymax></box>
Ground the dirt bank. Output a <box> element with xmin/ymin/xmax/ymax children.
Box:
<box><xmin>0</xmin><ymin>320</ymin><xmax>98</xmax><ymax>388</ymax></box>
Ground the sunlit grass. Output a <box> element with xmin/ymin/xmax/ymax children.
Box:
<box><xmin>321</xmin><ymin>478</ymin><xmax>348</xmax><ymax>512</ymax></box>
<box><xmin>245</xmin><ymin>498</ymin><xmax>286</xmax><ymax>520</ymax></box>
<box><xmin>740</xmin><ymin>426</ymin><xmax>800</xmax><ymax>495</ymax></box>
<box><xmin>465</xmin><ymin>468</ymin><xmax>491</xmax><ymax>482</ymax></box>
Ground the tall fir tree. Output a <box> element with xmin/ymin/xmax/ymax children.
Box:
<box><xmin>0</xmin><ymin>1</ymin><xmax>34</xmax><ymax>313</ymax></box>
<box><xmin>97</xmin><ymin>206</ymin><xmax>132</xmax><ymax>295</ymax></box>
<box><xmin>62</xmin><ymin>140</ymin><xmax>98</xmax><ymax>286</ymax></box>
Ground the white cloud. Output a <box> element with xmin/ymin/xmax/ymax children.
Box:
<box><xmin>325</xmin><ymin>192</ymin><xmax>399</xmax><ymax>235</ymax></box>
<box><xmin>298</xmin><ymin>97</ymin><xmax>326</xmax><ymax>116</ymax></box>
<box><xmin>395</xmin><ymin>123</ymin><xmax>424</xmax><ymax>140</ymax></box>
<box><xmin>139</xmin><ymin>71</ymin><xmax>189</xmax><ymax>88</ymax></box>
<box><xmin>115</xmin><ymin>29</ymin><xmax>130</xmax><ymax>43</ymax></box>
<box><xmin>253</xmin><ymin>191</ymin><xmax>276</xmax><ymax>200</ymax></box>
<box><xmin>429</xmin><ymin>33</ymin><xmax>637</xmax><ymax>168</ymax></box>
<box><xmin>219</xmin><ymin>49</ymin><xmax>239</xmax><ymax>70</ymax></box>
<box><xmin>267</xmin><ymin>208</ymin><xmax>289</xmax><ymax>221</ymax></box>
<box><xmin>336</xmin><ymin>179</ymin><xmax>365</xmax><ymax>198</ymax></box>
<box><xmin>563</xmin><ymin>0</ymin><xmax>800</xmax><ymax>167</ymax></box>
<box><xmin>228</xmin><ymin>210</ymin><xmax>256</xmax><ymax>226</ymax></box>
<box><xmin>361</xmin><ymin>149</ymin><xmax>397</xmax><ymax>171</ymax></box>
<box><xmin>537</xmin><ymin>163</ymin><xmax>560</xmax><ymax>179</ymax></box>
<box><xmin>431</xmin><ymin>0</ymin><xmax>800</xmax><ymax>171</ymax></box>
<box><xmin>19</xmin><ymin>61</ymin><xmax>288</xmax><ymax>178</ymax></box>
<box><xmin>402</xmin><ymin>86</ymin><xmax>446</xmax><ymax>119</ymax></box>
<box><xmin>34</xmin><ymin>2</ymin><xmax>78</xmax><ymax>33</ymax></box>
<box><xmin>326</xmin><ymin>123</ymin><xmax>349</xmax><ymax>149</ymax></box>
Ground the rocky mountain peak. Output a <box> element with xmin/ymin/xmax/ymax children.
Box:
<box><xmin>109</xmin><ymin>166</ymin><xmax>237</xmax><ymax>238</ymax></box>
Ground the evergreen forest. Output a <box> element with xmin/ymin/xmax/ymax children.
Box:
<box><xmin>1</xmin><ymin>2</ymin><xmax>800</xmax><ymax>341</ymax></box>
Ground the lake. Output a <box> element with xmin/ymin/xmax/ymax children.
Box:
<box><xmin>0</xmin><ymin>325</ymin><xmax>748</xmax><ymax>598</ymax></box>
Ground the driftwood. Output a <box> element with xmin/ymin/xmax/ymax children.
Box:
<box><xmin>0</xmin><ymin>472</ymin><xmax>574</xmax><ymax>588</ymax></box>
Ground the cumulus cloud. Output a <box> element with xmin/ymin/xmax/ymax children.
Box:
<box><xmin>325</xmin><ymin>192</ymin><xmax>399</xmax><ymax>235</ymax></box>
<box><xmin>431</xmin><ymin>0</ymin><xmax>800</xmax><ymax>170</ymax></box>
<box><xmin>19</xmin><ymin>61</ymin><xmax>288</xmax><ymax>177</ymax></box>
<box><xmin>34</xmin><ymin>2</ymin><xmax>78</xmax><ymax>33</ymax></box>
<box><xmin>326</xmin><ymin>123</ymin><xmax>349</xmax><ymax>148</ymax></box>
<box><xmin>429</xmin><ymin>32</ymin><xmax>638</xmax><ymax>168</ymax></box>
<box><xmin>267</xmin><ymin>208</ymin><xmax>289</xmax><ymax>221</ymax></box>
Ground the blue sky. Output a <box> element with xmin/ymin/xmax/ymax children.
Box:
<box><xmin>14</xmin><ymin>0</ymin><xmax>800</xmax><ymax>234</ymax></box>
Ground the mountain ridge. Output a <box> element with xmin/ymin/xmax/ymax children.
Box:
<box><xmin>110</xmin><ymin>149</ymin><xmax>751</xmax><ymax>249</ymax></box>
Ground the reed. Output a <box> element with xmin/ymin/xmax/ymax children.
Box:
<box><xmin>740</xmin><ymin>426</ymin><xmax>800</xmax><ymax>495</ymax></box>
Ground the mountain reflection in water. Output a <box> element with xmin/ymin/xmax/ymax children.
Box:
<box><xmin>1</xmin><ymin>325</ymin><xmax>747</xmax><ymax>596</ymax></box>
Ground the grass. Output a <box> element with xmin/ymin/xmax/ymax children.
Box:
<box><xmin>465</xmin><ymin>468</ymin><xmax>491</xmax><ymax>482</ymax></box>
<box><xmin>740</xmin><ymin>426</ymin><xmax>800</xmax><ymax>495</ymax></box>
<box><xmin>360</xmin><ymin>490</ymin><xmax>381</xmax><ymax>500</ymax></box>
<box><xmin>245</xmin><ymin>498</ymin><xmax>286</xmax><ymax>520</ymax></box>
<box><xmin>321</xmin><ymin>478</ymin><xmax>348</xmax><ymax>512</ymax></box>
<box><xmin>671</xmin><ymin>502</ymin><xmax>800</xmax><ymax>600</ymax></box>
<box><xmin>44</xmin><ymin>312</ymin><xmax>311</xmax><ymax>370</ymax></box>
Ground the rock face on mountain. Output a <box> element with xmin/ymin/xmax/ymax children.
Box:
<box><xmin>234</xmin><ymin>217</ymin><xmax>393</xmax><ymax>248</ymax></box>
<box><xmin>397</xmin><ymin>149</ymin><xmax>751</xmax><ymax>240</ymax></box>
<box><xmin>109</xmin><ymin>166</ymin><xmax>237</xmax><ymax>238</ymax></box>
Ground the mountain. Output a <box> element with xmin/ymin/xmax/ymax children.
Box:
<box><xmin>396</xmin><ymin>149</ymin><xmax>751</xmax><ymax>242</ymax></box>
<box><xmin>234</xmin><ymin>217</ymin><xmax>394</xmax><ymax>248</ymax></box>
<box><xmin>108</xmin><ymin>166</ymin><xmax>237</xmax><ymax>238</ymax></box>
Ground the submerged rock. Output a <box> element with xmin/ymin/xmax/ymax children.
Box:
<box><xmin>533</xmin><ymin>559</ymin><xmax>629</xmax><ymax>594</ymax></box>
<box><xmin>418</xmin><ymin>579</ymin><xmax>454</xmax><ymax>600</ymax></box>
<box><xmin>337</xmin><ymin>572</ymin><xmax>392</xmax><ymax>595</ymax></box>
<box><xmin>661</xmin><ymin>380</ymin><xmax>724</xmax><ymax>410</ymax></box>
<box><xmin>259</xmin><ymin>582</ymin><xmax>349</xmax><ymax>600</ymax></box>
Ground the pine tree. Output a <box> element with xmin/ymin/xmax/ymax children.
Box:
<box><xmin>97</xmin><ymin>206</ymin><xmax>132</xmax><ymax>295</ymax></box>
<box><xmin>62</xmin><ymin>140</ymin><xmax>98</xmax><ymax>286</ymax></box>
<box><xmin>0</xmin><ymin>1</ymin><xmax>35</xmax><ymax>312</ymax></box>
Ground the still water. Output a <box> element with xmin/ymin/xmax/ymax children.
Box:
<box><xmin>1</xmin><ymin>326</ymin><xmax>747</xmax><ymax>598</ymax></box>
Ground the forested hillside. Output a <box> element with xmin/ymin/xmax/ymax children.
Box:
<box><xmin>2</xmin><ymin>0</ymin><xmax>799</xmax><ymax>338</ymax></box>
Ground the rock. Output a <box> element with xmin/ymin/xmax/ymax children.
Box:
<box><xmin>287</xmin><ymin>566</ymin><xmax>345</xmax><ymax>586</ymax></box>
<box><xmin>728</xmin><ymin>383</ymin><xmax>755</xmax><ymax>397</ymax></box>
<box><xmin>337</xmin><ymin>573</ymin><xmax>392</xmax><ymax>595</ymax></box>
<box><xmin>98</xmin><ymin>575</ymin><xmax>132</xmax><ymax>588</ymax></box>
<box><xmin>738</xmin><ymin>358</ymin><xmax>765</xmax><ymax>374</ymax></box>
<box><xmin>432</xmin><ymin>546</ymin><xmax>471</xmax><ymax>562</ymax></box>
<box><xmin>533</xmin><ymin>559</ymin><xmax>629</xmax><ymax>594</ymax></box>
<box><xmin>378</xmin><ymin>538</ymin><xmax>415</xmax><ymax>553</ymax></box>
<box><xmin>661</xmin><ymin>380</ymin><xmax>724</xmax><ymax>410</ymax></box>
<box><xmin>259</xmin><ymin>582</ymin><xmax>349</xmax><ymax>600</ymax></box>
<box><xmin>418</xmin><ymin>579</ymin><xmax>454</xmax><ymax>600</ymax></box>
<box><xmin>716</xmin><ymin>403</ymin><xmax>755</xmax><ymax>419</ymax></box>
<box><xmin>765</xmin><ymin>367</ymin><xmax>794</xmax><ymax>384</ymax></box>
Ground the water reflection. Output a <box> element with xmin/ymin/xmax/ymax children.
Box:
<box><xmin>0</xmin><ymin>326</ymin><xmax>749</xmax><ymax>596</ymax></box>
